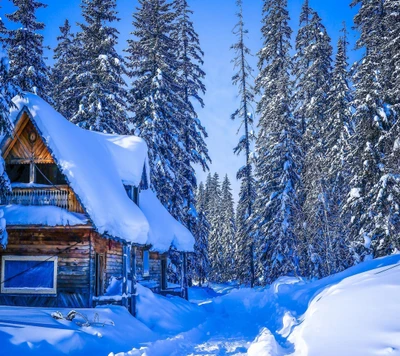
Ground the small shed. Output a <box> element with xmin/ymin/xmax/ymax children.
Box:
<box><xmin>0</xmin><ymin>93</ymin><xmax>194</xmax><ymax>314</ymax></box>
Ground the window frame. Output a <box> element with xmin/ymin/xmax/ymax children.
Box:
<box><xmin>1</xmin><ymin>255</ymin><xmax>58</xmax><ymax>295</ymax></box>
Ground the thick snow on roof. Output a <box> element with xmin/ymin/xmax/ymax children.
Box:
<box><xmin>3</xmin><ymin>205</ymin><xmax>88</xmax><ymax>226</ymax></box>
<box><xmin>6</xmin><ymin>94</ymin><xmax>194</xmax><ymax>252</ymax></box>
<box><xmin>140</xmin><ymin>190</ymin><xmax>194</xmax><ymax>252</ymax></box>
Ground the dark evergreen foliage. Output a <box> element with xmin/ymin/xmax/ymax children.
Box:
<box><xmin>5</xmin><ymin>0</ymin><xmax>52</xmax><ymax>102</ymax></box>
<box><xmin>253</xmin><ymin>0</ymin><xmax>302</xmax><ymax>284</ymax></box>
<box><xmin>71</xmin><ymin>0</ymin><xmax>128</xmax><ymax>134</ymax></box>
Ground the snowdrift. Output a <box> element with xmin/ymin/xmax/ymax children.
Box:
<box><xmin>1</xmin><ymin>255</ymin><xmax>400</xmax><ymax>355</ymax></box>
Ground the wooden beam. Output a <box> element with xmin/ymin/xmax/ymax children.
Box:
<box><xmin>122</xmin><ymin>244</ymin><xmax>128</xmax><ymax>308</ymax></box>
<box><xmin>181</xmin><ymin>252</ymin><xmax>189</xmax><ymax>300</ymax></box>
<box><xmin>130</xmin><ymin>245</ymin><xmax>137</xmax><ymax>316</ymax></box>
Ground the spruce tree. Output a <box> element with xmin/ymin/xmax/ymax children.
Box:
<box><xmin>384</xmin><ymin>0</ymin><xmax>400</xmax><ymax>110</ymax></box>
<box><xmin>126</xmin><ymin>0</ymin><xmax>190</xmax><ymax>220</ymax></box>
<box><xmin>220</xmin><ymin>175</ymin><xmax>236</xmax><ymax>281</ymax></box>
<box><xmin>230</xmin><ymin>0</ymin><xmax>256</xmax><ymax>286</ymax></box>
<box><xmin>171</xmin><ymin>0</ymin><xmax>209</xmax><ymax>231</ymax></box>
<box><xmin>253</xmin><ymin>0</ymin><xmax>302</xmax><ymax>284</ymax></box>
<box><xmin>5</xmin><ymin>0</ymin><xmax>52</xmax><ymax>102</ymax></box>
<box><xmin>0</xmin><ymin>13</ymin><xmax>13</xmax><ymax>247</ymax></box>
<box><xmin>193</xmin><ymin>182</ymin><xmax>210</xmax><ymax>286</ymax></box>
<box><xmin>51</xmin><ymin>19</ymin><xmax>77</xmax><ymax>120</ymax></box>
<box><xmin>343</xmin><ymin>0</ymin><xmax>399</xmax><ymax>261</ymax></box>
<box><xmin>72</xmin><ymin>0</ymin><xmax>128</xmax><ymax>134</ymax></box>
<box><xmin>323</xmin><ymin>23</ymin><xmax>354</xmax><ymax>272</ymax></box>
<box><xmin>206</xmin><ymin>173</ymin><xmax>223</xmax><ymax>282</ymax></box>
<box><xmin>293</xmin><ymin>2</ymin><xmax>333</xmax><ymax>278</ymax></box>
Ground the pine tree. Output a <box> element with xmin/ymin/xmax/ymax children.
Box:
<box><xmin>171</xmin><ymin>0</ymin><xmax>209</xmax><ymax>232</ymax></box>
<box><xmin>253</xmin><ymin>0</ymin><xmax>302</xmax><ymax>284</ymax></box>
<box><xmin>322</xmin><ymin>23</ymin><xmax>354</xmax><ymax>272</ymax></box>
<box><xmin>206</xmin><ymin>173</ymin><xmax>223</xmax><ymax>282</ymax></box>
<box><xmin>126</xmin><ymin>0</ymin><xmax>191</xmax><ymax>221</ymax></box>
<box><xmin>230</xmin><ymin>0</ymin><xmax>256</xmax><ymax>286</ymax></box>
<box><xmin>192</xmin><ymin>182</ymin><xmax>210</xmax><ymax>286</ymax></box>
<box><xmin>71</xmin><ymin>0</ymin><xmax>128</xmax><ymax>134</ymax></box>
<box><xmin>220</xmin><ymin>175</ymin><xmax>236</xmax><ymax>281</ymax></box>
<box><xmin>0</xmin><ymin>12</ymin><xmax>13</xmax><ymax>247</ymax></box>
<box><xmin>343</xmin><ymin>0</ymin><xmax>400</xmax><ymax>261</ymax></box>
<box><xmin>293</xmin><ymin>2</ymin><xmax>333</xmax><ymax>278</ymax></box>
<box><xmin>5</xmin><ymin>0</ymin><xmax>51</xmax><ymax>102</ymax></box>
<box><xmin>51</xmin><ymin>19</ymin><xmax>77</xmax><ymax>120</ymax></box>
<box><xmin>384</xmin><ymin>0</ymin><xmax>400</xmax><ymax>110</ymax></box>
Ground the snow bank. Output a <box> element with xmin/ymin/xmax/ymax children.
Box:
<box><xmin>118</xmin><ymin>255</ymin><xmax>400</xmax><ymax>356</ymax></box>
<box><xmin>3</xmin><ymin>205</ymin><xmax>88</xmax><ymax>226</ymax></box>
<box><xmin>0</xmin><ymin>306</ymin><xmax>156</xmax><ymax>356</ymax></box>
<box><xmin>135</xmin><ymin>284</ymin><xmax>205</xmax><ymax>335</ymax></box>
<box><xmin>5</xmin><ymin>94</ymin><xmax>194</xmax><ymax>251</ymax></box>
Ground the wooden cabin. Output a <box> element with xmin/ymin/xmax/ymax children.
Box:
<box><xmin>0</xmin><ymin>94</ymin><xmax>193</xmax><ymax>313</ymax></box>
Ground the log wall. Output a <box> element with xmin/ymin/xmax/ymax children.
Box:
<box><xmin>0</xmin><ymin>228</ymin><xmax>125</xmax><ymax>308</ymax></box>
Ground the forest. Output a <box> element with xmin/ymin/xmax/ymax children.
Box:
<box><xmin>1</xmin><ymin>0</ymin><xmax>400</xmax><ymax>289</ymax></box>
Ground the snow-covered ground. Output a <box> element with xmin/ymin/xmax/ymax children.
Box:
<box><xmin>1</xmin><ymin>254</ymin><xmax>400</xmax><ymax>355</ymax></box>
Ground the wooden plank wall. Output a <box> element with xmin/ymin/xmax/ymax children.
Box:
<box><xmin>5</xmin><ymin>119</ymin><xmax>53</xmax><ymax>164</ymax></box>
<box><xmin>0</xmin><ymin>228</ymin><xmax>94</xmax><ymax>308</ymax></box>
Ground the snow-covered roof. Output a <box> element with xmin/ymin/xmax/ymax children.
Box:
<box><xmin>3</xmin><ymin>205</ymin><xmax>89</xmax><ymax>226</ymax></box>
<box><xmin>2</xmin><ymin>93</ymin><xmax>194</xmax><ymax>252</ymax></box>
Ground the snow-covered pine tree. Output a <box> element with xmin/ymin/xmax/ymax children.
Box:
<box><xmin>51</xmin><ymin>19</ymin><xmax>77</xmax><ymax>120</ymax></box>
<box><xmin>220</xmin><ymin>175</ymin><xmax>236</xmax><ymax>281</ymax></box>
<box><xmin>383</xmin><ymin>0</ymin><xmax>400</xmax><ymax>110</ymax></box>
<box><xmin>192</xmin><ymin>182</ymin><xmax>210</xmax><ymax>286</ymax></box>
<box><xmin>126</xmin><ymin>0</ymin><xmax>190</xmax><ymax>219</ymax></box>
<box><xmin>293</xmin><ymin>3</ymin><xmax>333</xmax><ymax>278</ymax></box>
<box><xmin>230</xmin><ymin>0</ymin><xmax>257</xmax><ymax>287</ymax></box>
<box><xmin>0</xmin><ymin>13</ymin><xmax>14</xmax><ymax>247</ymax></box>
<box><xmin>71</xmin><ymin>0</ymin><xmax>128</xmax><ymax>134</ymax></box>
<box><xmin>253</xmin><ymin>0</ymin><xmax>302</xmax><ymax>285</ymax></box>
<box><xmin>206</xmin><ymin>172</ymin><xmax>223</xmax><ymax>282</ymax></box>
<box><xmin>323</xmin><ymin>23</ymin><xmax>354</xmax><ymax>272</ymax></box>
<box><xmin>5</xmin><ymin>0</ymin><xmax>52</xmax><ymax>102</ymax></box>
<box><xmin>171</xmin><ymin>0</ymin><xmax>209</xmax><ymax>232</ymax></box>
<box><xmin>343</xmin><ymin>0</ymin><xmax>399</xmax><ymax>261</ymax></box>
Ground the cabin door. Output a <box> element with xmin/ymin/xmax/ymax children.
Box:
<box><xmin>95</xmin><ymin>253</ymin><xmax>105</xmax><ymax>296</ymax></box>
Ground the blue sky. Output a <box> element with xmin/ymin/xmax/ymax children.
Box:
<box><xmin>1</xmin><ymin>0</ymin><xmax>360</xmax><ymax>200</ymax></box>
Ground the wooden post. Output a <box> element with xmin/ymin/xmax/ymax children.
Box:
<box><xmin>122</xmin><ymin>244</ymin><xmax>128</xmax><ymax>308</ymax></box>
<box><xmin>181</xmin><ymin>252</ymin><xmax>188</xmax><ymax>300</ymax></box>
<box><xmin>88</xmin><ymin>232</ymin><xmax>94</xmax><ymax>307</ymax></box>
<box><xmin>130</xmin><ymin>245</ymin><xmax>137</xmax><ymax>316</ymax></box>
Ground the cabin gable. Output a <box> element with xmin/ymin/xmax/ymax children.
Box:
<box><xmin>3</xmin><ymin>112</ymin><xmax>53</xmax><ymax>165</ymax></box>
<box><xmin>1</xmin><ymin>110</ymin><xmax>85</xmax><ymax>214</ymax></box>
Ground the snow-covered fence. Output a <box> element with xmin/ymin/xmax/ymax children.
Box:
<box><xmin>2</xmin><ymin>186</ymin><xmax>81</xmax><ymax>212</ymax></box>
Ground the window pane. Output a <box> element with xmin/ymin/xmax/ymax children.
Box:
<box><xmin>4</xmin><ymin>260</ymin><xmax>55</xmax><ymax>289</ymax></box>
<box><xmin>143</xmin><ymin>251</ymin><xmax>149</xmax><ymax>276</ymax></box>
<box><xmin>35</xmin><ymin>164</ymin><xmax>66</xmax><ymax>185</ymax></box>
<box><xmin>6</xmin><ymin>164</ymin><xmax>30</xmax><ymax>183</ymax></box>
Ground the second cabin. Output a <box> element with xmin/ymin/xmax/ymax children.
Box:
<box><xmin>0</xmin><ymin>94</ymin><xmax>193</xmax><ymax>313</ymax></box>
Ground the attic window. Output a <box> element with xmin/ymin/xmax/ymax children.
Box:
<box><xmin>35</xmin><ymin>164</ymin><xmax>66</xmax><ymax>185</ymax></box>
<box><xmin>5</xmin><ymin>164</ymin><xmax>30</xmax><ymax>183</ymax></box>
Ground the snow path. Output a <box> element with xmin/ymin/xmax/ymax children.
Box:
<box><xmin>117</xmin><ymin>255</ymin><xmax>400</xmax><ymax>356</ymax></box>
<box><xmin>1</xmin><ymin>255</ymin><xmax>400</xmax><ymax>355</ymax></box>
